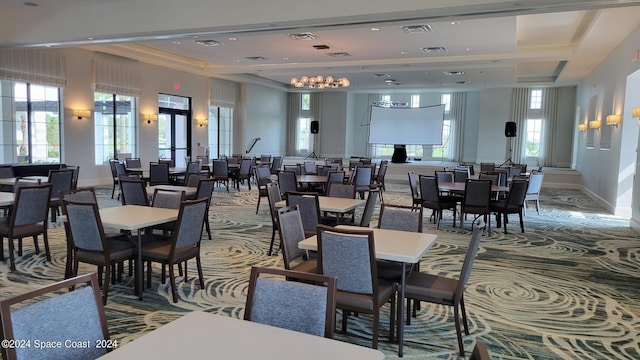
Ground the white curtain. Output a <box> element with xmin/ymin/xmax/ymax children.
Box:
<box><xmin>93</xmin><ymin>60</ymin><xmax>140</xmax><ymax>96</ymax></box>
<box><xmin>511</xmin><ymin>88</ymin><xmax>530</xmax><ymax>163</ymax></box>
<box><xmin>451</xmin><ymin>92</ymin><xmax>466</xmax><ymax>162</ymax></box>
<box><xmin>210</xmin><ymin>79</ymin><xmax>238</xmax><ymax>108</ymax></box>
<box><xmin>0</xmin><ymin>48</ymin><xmax>67</xmax><ymax>87</ymax></box>
<box><xmin>541</xmin><ymin>87</ymin><xmax>560</xmax><ymax>166</ymax></box>
<box><xmin>286</xmin><ymin>93</ymin><xmax>301</xmax><ymax>155</ymax></box>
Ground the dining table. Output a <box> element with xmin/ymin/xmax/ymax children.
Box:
<box><xmin>299</xmin><ymin>225</ymin><xmax>437</xmax><ymax>357</ymax></box>
<box><xmin>296</xmin><ymin>174</ymin><xmax>327</xmax><ymax>184</ymax></box>
<box><xmin>275</xmin><ymin>196</ymin><xmax>364</xmax><ymax>213</ymax></box>
<box><xmin>99</xmin><ymin>205</ymin><xmax>179</xmax><ymax>300</ymax></box>
<box><xmin>98</xmin><ymin>311</ymin><xmax>385</xmax><ymax>359</ymax></box>
<box><xmin>0</xmin><ymin>192</ymin><xmax>14</xmax><ymax>206</ymax></box>
<box><xmin>146</xmin><ymin>184</ymin><xmax>198</xmax><ymax>198</ymax></box>
<box><xmin>0</xmin><ymin>176</ymin><xmax>49</xmax><ymax>187</ymax></box>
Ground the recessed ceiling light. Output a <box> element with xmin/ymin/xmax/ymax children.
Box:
<box><xmin>466</xmin><ymin>48</ymin><xmax>473</xmax><ymax>51</ymax></box>
<box><xmin>288</xmin><ymin>33</ymin><xmax>317</xmax><ymax>40</ymax></box>
<box><xmin>371</xmin><ymin>27</ymin><xmax>380</xmax><ymax>31</ymax></box>
<box><xmin>233</xmin><ymin>59</ymin><xmax>240</xmax><ymax>63</ymax></box>
<box><xmin>401</xmin><ymin>25</ymin><xmax>433</xmax><ymax>33</ymax></box>
<box><xmin>228</xmin><ymin>37</ymin><xmax>237</xmax><ymax>41</ymax></box>
<box><xmin>282</xmin><ymin>57</ymin><xmax>289</xmax><ymax>61</ymax></box>
<box><xmin>421</xmin><ymin>47</ymin><xmax>448</xmax><ymax>54</ymax></box>
<box><xmin>451</xmin><ymin>21</ymin><xmax>460</xmax><ymax>25</ymax></box>
<box><xmin>195</xmin><ymin>39</ymin><xmax>223</xmax><ymax>46</ymax></box>
<box><xmin>400</xmin><ymin>51</ymin><xmax>408</xmax><ymax>55</ymax></box>
<box><xmin>373</xmin><ymin>73</ymin><xmax>391</xmax><ymax>78</ymax></box>
<box><xmin>456</xmin><ymin>81</ymin><xmax>471</xmax><ymax>84</ymax></box>
<box><xmin>444</xmin><ymin>71</ymin><xmax>465</xmax><ymax>76</ymax></box>
<box><xmin>87</xmin><ymin>37</ymin><xmax>94</xmax><ymax>40</ymax></box>
<box><xmin>171</xmin><ymin>41</ymin><xmax>181</xmax><ymax>45</ymax></box>
<box><xmin>384</xmin><ymin>79</ymin><xmax>395</xmax><ymax>83</ymax></box>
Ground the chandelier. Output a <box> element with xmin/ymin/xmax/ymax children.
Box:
<box><xmin>290</xmin><ymin>75</ymin><xmax>350</xmax><ymax>89</ymax></box>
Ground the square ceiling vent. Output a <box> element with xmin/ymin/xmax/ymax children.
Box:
<box><xmin>421</xmin><ymin>47</ymin><xmax>448</xmax><ymax>54</ymax></box>
<box><xmin>401</xmin><ymin>25</ymin><xmax>433</xmax><ymax>33</ymax></box>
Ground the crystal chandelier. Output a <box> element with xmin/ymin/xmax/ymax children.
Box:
<box><xmin>290</xmin><ymin>75</ymin><xmax>350</xmax><ymax>89</ymax></box>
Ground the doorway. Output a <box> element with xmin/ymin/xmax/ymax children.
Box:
<box><xmin>158</xmin><ymin>94</ymin><xmax>192</xmax><ymax>168</ymax></box>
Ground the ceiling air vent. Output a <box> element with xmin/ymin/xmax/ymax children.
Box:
<box><xmin>194</xmin><ymin>39</ymin><xmax>223</xmax><ymax>47</ymax></box>
<box><xmin>401</xmin><ymin>25</ymin><xmax>433</xmax><ymax>33</ymax></box>
<box><xmin>245</xmin><ymin>56</ymin><xmax>267</xmax><ymax>61</ymax></box>
<box><xmin>327</xmin><ymin>52</ymin><xmax>351</xmax><ymax>57</ymax></box>
<box><xmin>313</xmin><ymin>44</ymin><xmax>330</xmax><ymax>50</ymax></box>
<box><xmin>288</xmin><ymin>32</ymin><xmax>317</xmax><ymax>40</ymax></box>
<box><xmin>456</xmin><ymin>81</ymin><xmax>471</xmax><ymax>84</ymax></box>
<box><xmin>373</xmin><ymin>73</ymin><xmax>391</xmax><ymax>78</ymax></box>
<box><xmin>421</xmin><ymin>47</ymin><xmax>448</xmax><ymax>54</ymax></box>
<box><xmin>444</xmin><ymin>71</ymin><xmax>465</xmax><ymax>75</ymax></box>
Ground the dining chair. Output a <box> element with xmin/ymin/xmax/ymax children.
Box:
<box><xmin>148</xmin><ymin>189</ymin><xmax>185</xmax><ymax>235</ymax></box>
<box><xmin>375</xmin><ymin>160</ymin><xmax>389</xmax><ymax>191</ymax></box>
<box><xmin>192</xmin><ymin>178</ymin><xmax>215</xmax><ymax>240</ymax></box>
<box><xmin>277</xmin><ymin>171</ymin><xmax>298</xmax><ymax>198</ymax></box>
<box><xmin>358</xmin><ymin>189</ymin><xmax>379</xmax><ymax>227</ymax></box>
<box><xmin>0</xmin><ymin>184</ymin><xmax>52</xmax><ymax>271</ymax></box>
<box><xmin>316</xmin><ymin>225</ymin><xmax>396</xmax><ymax>349</ymax></box>
<box><xmin>60</xmin><ymin>187</ymin><xmax>99</xmax><ymax>279</ymax></box>
<box><xmin>244</xmin><ymin>266</ymin><xmax>336</xmax><ymax>338</ymax></box>
<box><xmin>407</xmin><ymin>171</ymin><xmax>422</xmax><ymax>209</ymax></box>
<box><xmin>276</xmin><ymin>205</ymin><xmax>317</xmax><ymax>273</ymax></box>
<box><xmin>460</xmin><ymin>179</ymin><xmax>492</xmax><ymax>234</ymax></box>
<box><xmin>119</xmin><ymin>177</ymin><xmax>149</xmax><ymax>206</ymax></box>
<box><xmin>480</xmin><ymin>163</ymin><xmax>495</xmax><ymax>173</ymax></box>
<box><xmin>233</xmin><ymin>158</ymin><xmax>253</xmax><ymax>190</ymax></box>
<box><xmin>212</xmin><ymin>159</ymin><xmax>230</xmax><ymax>192</ymax></box>
<box><xmin>266</xmin><ymin>183</ymin><xmax>283</xmax><ymax>256</ymax></box>
<box><xmin>419</xmin><ymin>175</ymin><xmax>458</xmax><ymax>229</ymax></box>
<box><xmin>524</xmin><ymin>172</ymin><xmax>544</xmax><ymax>215</ymax></box>
<box><xmin>404</xmin><ymin>219</ymin><xmax>486</xmax><ymax>357</ymax></box>
<box><xmin>376</xmin><ymin>204</ymin><xmax>424</xmax><ymax>283</ymax></box>
<box><xmin>303</xmin><ymin>161</ymin><xmax>318</xmax><ymax>175</ymax></box>
<box><xmin>141</xmin><ymin>197</ymin><xmax>208</xmax><ymax>303</ymax></box>
<box><xmin>352</xmin><ymin>165</ymin><xmax>374</xmax><ymax>200</ymax></box>
<box><xmin>47</xmin><ymin>168</ymin><xmax>74</xmax><ymax>222</ymax></box>
<box><xmin>62</xmin><ymin>199</ymin><xmax>137</xmax><ymax>304</ymax></box>
<box><xmin>185</xmin><ymin>173</ymin><xmax>209</xmax><ymax>187</ymax></box>
<box><xmin>470</xmin><ymin>341</ymin><xmax>491</xmax><ymax>360</ymax></box>
<box><xmin>125</xmin><ymin>157</ymin><xmax>142</xmax><ymax>169</ymax></box>
<box><xmin>285</xmin><ymin>191</ymin><xmax>322</xmax><ymax>238</ymax></box>
<box><xmin>490</xmin><ymin>178</ymin><xmax>528</xmax><ymax>233</ymax></box>
<box><xmin>148</xmin><ymin>162</ymin><xmax>170</xmax><ymax>186</ymax></box>
<box><xmin>110</xmin><ymin>161</ymin><xmax>127</xmax><ymax>199</ymax></box>
<box><xmin>255</xmin><ymin>165</ymin><xmax>273</xmax><ymax>213</ymax></box>
<box><xmin>270</xmin><ymin>156</ymin><xmax>283</xmax><ymax>175</ymax></box>
<box><xmin>66</xmin><ymin>165</ymin><xmax>80</xmax><ymax>189</ymax></box>
<box><xmin>0</xmin><ymin>166</ymin><xmax>15</xmax><ymax>192</ymax></box>
<box><xmin>0</xmin><ymin>273</ymin><xmax>110</xmax><ymax>360</ymax></box>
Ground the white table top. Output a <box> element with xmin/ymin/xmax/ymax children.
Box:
<box><xmin>0</xmin><ymin>192</ymin><xmax>14</xmax><ymax>206</ymax></box>
<box><xmin>99</xmin><ymin>311</ymin><xmax>384</xmax><ymax>360</ymax></box>
<box><xmin>146</xmin><ymin>185</ymin><xmax>197</xmax><ymax>197</ymax></box>
<box><xmin>276</xmin><ymin>196</ymin><xmax>364</xmax><ymax>213</ymax></box>
<box><xmin>99</xmin><ymin>205</ymin><xmax>179</xmax><ymax>231</ymax></box>
<box><xmin>0</xmin><ymin>176</ymin><xmax>48</xmax><ymax>186</ymax></box>
<box><xmin>299</xmin><ymin>225</ymin><xmax>437</xmax><ymax>263</ymax></box>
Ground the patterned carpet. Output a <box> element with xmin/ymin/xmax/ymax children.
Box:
<box><xmin>0</xmin><ymin>180</ymin><xmax>639</xmax><ymax>359</ymax></box>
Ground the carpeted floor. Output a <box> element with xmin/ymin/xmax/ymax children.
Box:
<box><xmin>0</xmin><ymin>180</ymin><xmax>639</xmax><ymax>359</ymax></box>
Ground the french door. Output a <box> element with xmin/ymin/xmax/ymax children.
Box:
<box><xmin>158</xmin><ymin>109</ymin><xmax>191</xmax><ymax>168</ymax></box>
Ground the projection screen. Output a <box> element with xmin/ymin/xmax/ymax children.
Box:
<box><xmin>368</xmin><ymin>104</ymin><xmax>445</xmax><ymax>145</ymax></box>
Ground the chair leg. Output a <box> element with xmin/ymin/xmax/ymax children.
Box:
<box><xmin>453</xmin><ymin>304</ymin><xmax>465</xmax><ymax>357</ymax></box>
<box><xmin>341</xmin><ymin>310</ymin><xmax>348</xmax><ymax>333</ymax></box>
<box><xmin>256</xmin><ymin>195</ymin><xmax>262</xmax><ymax>214</ymax></box>
<box><xmin>196</xmin><ymin>255</ymin><xmax>205</xmax><ymax>289</ymax></box>
<box><xmin>205</xmin><ymin>217</ymin><xmax>212</xmax><ymax>240</ymax></box>
<box><xmin>503</xmin><ymin>212</ymin><xmax>508</xmax><ymax>234</ymax></box>
<box><xmin>102</xmin><ymin>264</ymin><xmax>111</xmax><ymax>305</ymax></box>
<box><xmin>389</xmin><ymin>292</ymin><xmax>396</xmax><ymax>342</ymax></box>
<box><xmin>519</xmin><ymin>210</ymin><xmax>525</xmax><ymax>233</ymax></box>
<box><xmin>146</xmin><ymin>261</ymin><xmax>152</xmax><ymax>288</ymax></box>
<box><xmin>169</xmin><ymin>262</ymin><xmax>179</xmax><ymax>303</ymax></box>
<box><xmin>460</xmin><ymin>297</ymin><xmax>470</xmax><ymax>335</ymax></box>
<box><xmin>42</xmin><ymin>233</ymin><xmax>51</xmax><ymax>261</ymax></box>
<box><xmin>18</xmin><ymin>238</ymin><xmax>23</xmax><ymax>256</ymax></box>
<box><xmin>535</xmin><ymin>199</ymin><xmax>540</xmax><ymax>214</ymax></box>
<box><xmin>8</xmin><ymin>238</ymin><xmax>16</xmax><ymax>271</ymax></box>
<box><xmin>372</xmin><ymin>311</ymin><xmax>380</xmax><ymax>349</ymax></box>
<box><xmin>268</xmin><ymin>227</ymin><xmax>277</xmax><ymax>256</ymax></box>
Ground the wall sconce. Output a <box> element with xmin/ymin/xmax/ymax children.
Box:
<box><xmin>143</xmin><ymin>114</ymin><xmax>158</xmax><ymax>124</ymax></box>
<box><xmin>195</xmin><ymin>118</ymin><xmax>208</xmax><ymax>127</ymax></box>
<box><xmin>605</xmin><ymin>114</ymin><xmax>621</xmax><ymax>127</ymax></box>
<box><xmin>72</xmin><ymin>109</ymin><xmax>91</xmax><ymax>120</ymax></box>
<box><xmin>633</xmin><ymin>107</ymin><xmax>640</xmax><ymax>119</ymax></box>
<box><xmin>578</xmin><ymin>123</ymin><xmax>587</xmax><ymax>132</ymax></box>
<box><xmin>589</xmin><ymin>120</ymin><xmax>601</xmax><ymax>129</ymax></box>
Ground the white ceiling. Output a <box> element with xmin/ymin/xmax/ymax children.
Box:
<box><xmin>2</xmin><ymin>0</ymin><xmax>640</xmax><ymax>91</ymax></box>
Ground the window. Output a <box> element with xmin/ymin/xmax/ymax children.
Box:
<box><xmin>431</xmin><ymin>93</ymin><xmax>452</xmax><ymax>159</ymax></box>
<box><xmin>208</xmin><ymin>106</ymin><xmax>233</xmax><ymax>158</ymax></box>
<box><xmin>525</xmin><ymin>119</ymin><xmax>542</xmax><ymax>157</ymax></box>
<box><xmin>297</xmin><ymin>117</ymin><xmax>311</xmax><ymax>153</ymax></box>
<box><xmin>94</xmin><ymin>92</ymin><xmax>137</xmax><ymax>164</ymax></box>
<box><xmin>0</xmin><ymin>81</ymin><xmax>61</xmax><ymax>164</ymax></box>
<box><xmin>301</xmin><ymin>93</ymin><xmax>310</xmax><ymax>111</ymax></box>
<box><xmin>411</xmin><ymin>95</ymin><xmax>420</xmax><ymax>108</ymax></box>
<box><xmin>530</xmin><ymin>89</ymin><xmax>542</xmax><ymax>109</ymax></box>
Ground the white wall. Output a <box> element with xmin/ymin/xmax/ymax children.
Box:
<box><xmin>318</xmin><ymin>92</ymin><xmax>348</xmax><ymax>158</ymax></box>
<box><xmin>240</xmin><ymin>83</ymin><xmax>287</xmax><ymax>157</ymax></box>
<box><xmin>575</xmin><ymin>23</ymin><xmax>640</xmax><ymax>218</ymax></box>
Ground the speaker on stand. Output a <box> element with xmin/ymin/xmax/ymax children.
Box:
<box><xmin>500</xmin><ymin>121</ymin><xmax>516</xmax><ymax>167</ymax></box>
<box><xmin>306</xmin><ymin>120</ymin><xmax>319</xmax><ymax>159</ymax></box>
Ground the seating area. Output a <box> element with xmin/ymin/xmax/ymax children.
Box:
<box><xmin>0</xmin><ymin>161</ymin><xmax>636</xmax><ymax>359</ymax></box>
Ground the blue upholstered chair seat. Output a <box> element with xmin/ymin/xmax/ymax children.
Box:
<box><xmin>0</xmin><ymin>220</ymin><xmax>44</xmax><ymax>238</ymax></box>
<box><xmin>76</xmin><ymin>240</ymin><xmax>135</xmax><ymax>264</ymax></box>
<box><xmin>335</xmin><ymin>278</ymin><xmax>395</xmax><ymax>312</ymax></box>
<box><xmin>405</xmin><ymin>272</ymin><xmax>458</xmax><ymax>303</ymax></box>
<box><xmin>140</xmin><ymin>238</ymin><xmax>199</xmax><ymax>262</ymax></box>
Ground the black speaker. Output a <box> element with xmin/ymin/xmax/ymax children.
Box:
<box><xmin>505</xmin><ymin>121</ymin><xmax>517</xmax><ymax>137</ymax></box>
<box><xmin>310</xmin><ymin>120</ymin><xmax>319</xmax><ymax>134</ymax></box>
